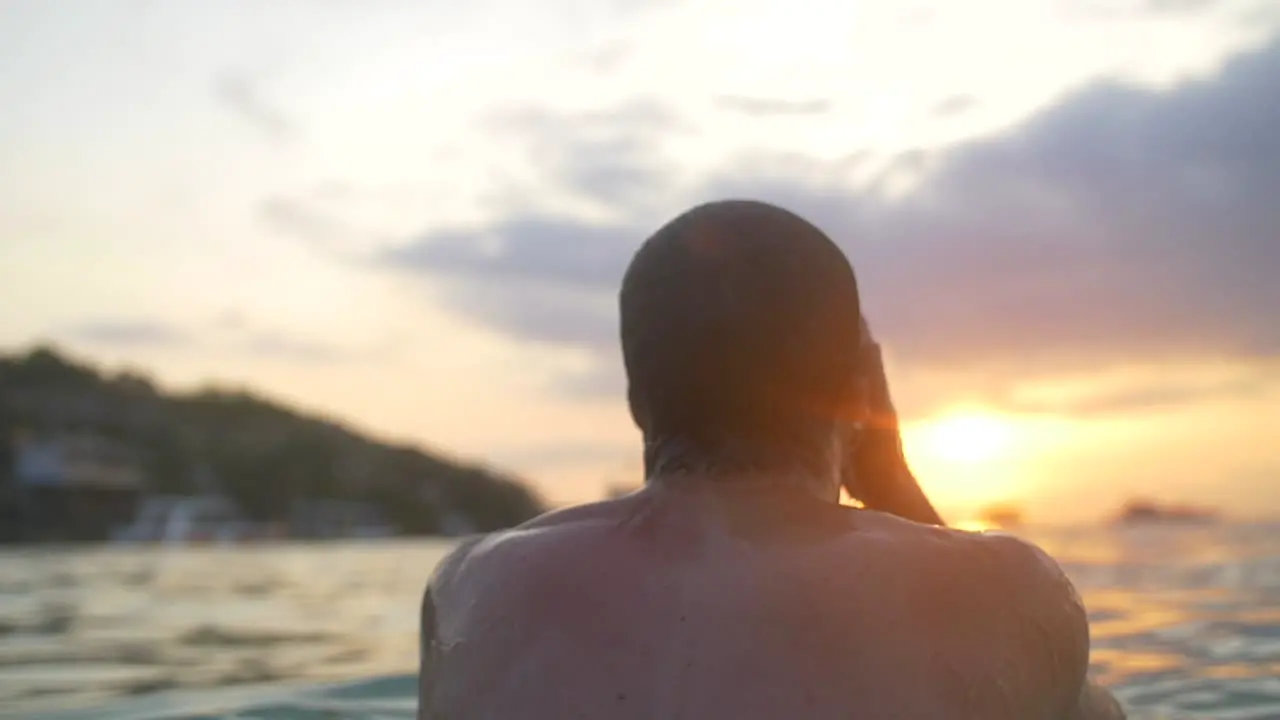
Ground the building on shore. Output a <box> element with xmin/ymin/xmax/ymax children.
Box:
<box><xmin>9</xmin><ymin>430</ymin><xmax>144</xmax><ymax>541</ymax></box>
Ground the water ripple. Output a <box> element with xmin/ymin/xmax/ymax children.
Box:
<box><xmin>0</xmin><ymin>525</ymin><xmax>1275</xmax><ymax>719</ymax></box>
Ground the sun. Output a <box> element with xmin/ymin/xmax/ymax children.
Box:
<box><xmin>911</xmin><ymin>412</ymin><xmax>1014</xmax><ymax>464</ymax></box>
<box><xmin>901</xmin><ymin>408</ymin><xmax>1072</xmax><ymax>517</ymax></box>
<box><xmin>901</xmin><ymin>410</ymin><xmax>1022</xmax><ymax>513</ymax></box>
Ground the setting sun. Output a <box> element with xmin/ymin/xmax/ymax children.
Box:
<box><xmin>912</xmin><ymin>413</ymin><xmax>1014</xmax><ymax>464</ymax></box>
<box><xmin>901</xmin><ymin>409</ymin><xmax>1051</xmax><ymax>515</ymax></box>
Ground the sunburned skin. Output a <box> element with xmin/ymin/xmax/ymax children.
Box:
<box><xmin>418</xmin><ymin>479</ymin><xmax>1123</xmax><ymax>719</ymax></box>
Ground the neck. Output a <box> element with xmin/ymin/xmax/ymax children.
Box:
<box><xmin>643</xmin><ymin>434</ymin><xmax>842</xmax><ymax>503</ymax></box>
<box><xmin>647</xmin><ymin>470</ymin><xmax>841</xmax><ymax>504</ymax></box>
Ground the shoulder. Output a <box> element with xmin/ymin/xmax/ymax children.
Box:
<box><xmin>854</xmin><ymin>514</ymin><xmax>1079</xmax><ymax>606</ymax></box>
<box><xmin>418</xmin><ymin>533</ymin><xmax>490</xmax><ymax>718</ymax></box>
<box><xmin>909</xmin><ymin>526</ymin><xmax>1088</xmax><ymax>648</ymax></box>
<box><xmin>972</xmin><ymin>530</ymin><xmax>1088</xmax><ymax>646</ymax></box>
<box><xmin>915</xmin><ymin>528</ymin><xmax>1091</xmax><ymax>711</ymax></box>
<box><xmin>419</xmin><ymin>533</ymin><xmax>487</xmax><ymax>646</ymax></box>
<box><xmin>966</xmin><ymin>530</ymin><xmax>1080</xmax><ymax>601</ymax></box>
<box><xmin>424</xmin><ymin>499</ymin><xmax>625</xmax><ymax>601</ymax></box>
<box><xmin>424</xmin><ymin>532</ymin><xmax>488</xmax><ymax>599</ymax></box>
<box><xmin>836</xmin><ymin>517</ymin><xmax>1092</xmax><ymax>702</ymax></box>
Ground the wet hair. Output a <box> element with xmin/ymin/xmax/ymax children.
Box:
<box><xmin>620</xmin><ymin>200</ymin><xmax>864</xmax><ymax>480</ymax></box>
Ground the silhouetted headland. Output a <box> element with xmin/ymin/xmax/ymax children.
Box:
<box><xmin>0</xmin><ymin>346</ymin><xmax>546</xmax><ymax>543</ymax></box>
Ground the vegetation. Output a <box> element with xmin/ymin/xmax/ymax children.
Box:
<box><xmin>0</xmin><ymin>346</ymin><xmax>547</xmax><ymax>540</ymax></box>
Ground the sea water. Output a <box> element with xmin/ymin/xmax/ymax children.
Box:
<box><xmin>0</xmin><ymin>523</ymin><xmax>1275</xmax><ymax>719</ymax></box>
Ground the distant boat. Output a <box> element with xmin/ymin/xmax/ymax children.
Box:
<box><xmin>978</xmin><ymin>504</ymin><xmax>1024</xmax><ymax>529</ymax></box>
<box><xmin>1114</xmin><ymin>499</ymin><xmax>1220</xmax><ymax>526</ymax></box>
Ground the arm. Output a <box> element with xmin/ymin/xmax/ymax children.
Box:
<box><xmin>994</xmin><ymin>536</ymin><xmax>1126</xmax><ymax>720</ymax></box>
<box><xmin>847</xmin><ymin>422</ymin><xmax>942</xmax><ymax>525</ymax></box>
<box><xmin>843</xmin><ymin>322</ymin><xmax>944</xmax><ymax>525</ymax></box>
<box><xmin>1058</xmin><ymin>587</ymin><xmax>1126</xmax><ymax>720</ymax></box>
<box><xmin>851</xmin><ymin>321</ymin><xmax>1122</xmax><ymax>715</ymax></box>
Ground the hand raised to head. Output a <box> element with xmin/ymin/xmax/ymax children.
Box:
<box><xmin>842</xmin><ymin>319</ymin><xmax>945</xmax><ymax>526</ymax></box>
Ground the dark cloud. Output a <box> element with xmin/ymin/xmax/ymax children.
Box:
<box><xmin>376</xmin><ymin>37</ymin><xmax>1280</xmax><ymax>414</ymax></box>
<box><xmin>67</xmin><ymin>319</ymin><xmax>190</xmax><ymax>348</ymax></box>
<box><xmin>214</xmin><ymin>70</ymin><xmax>293</xmax><ymax>143</ymax></box>
<box><xmin>840</xmin><ymin>41</ymin><xmax>1280</xmax><ymax>373</ymax></box>
<box><xmin>715</xmin><ymin>95</ymin><xmax>833</xmax><ymax>117</ymax></box>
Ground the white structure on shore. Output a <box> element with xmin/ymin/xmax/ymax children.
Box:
<box><xmin>14</xmin><ymin>431</ymin><xmax>143</xmax><ymax>490</ymax></box>
<box><xmin>110</xmin><ymin>495</ymin><xmax>275</xmax><ymax>544</ymax></box>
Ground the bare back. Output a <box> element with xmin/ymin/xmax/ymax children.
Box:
<box><xmin>419</xmin><ymin>482</ymin><xmax>1099</xmax><ymax>719</ymax></box>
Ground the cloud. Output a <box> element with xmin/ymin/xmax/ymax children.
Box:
<box><xmin>482</xmin><ymin>100</ymin><xmax>687</xmax><ymax>210</ymax></box>
<box><xmin>375</xmin><ymin>36</ymin><xmax>1280</xmax><ymax>415</ymax></box>
<box><xmin>837</xmin><ymin>40</ymin><xmax>1280</xmax><ymax>374</ymax></box>
<box><xmin>214</xmin><ymin>70</ymin><xmax>293</xmax><ymax>143</ymax></box>
<box><xmin>208</xmin><ymin>310</ymin><xmax>352</xmax><ymax>363</ymax></box>
<box><xmin>61</xmin><ymin>315</ymin><xmax>349</xmax><ymax>364</ymax></box>
<box><xmin>998</xmin><ymin>371</ymin><xmax>1279</xmax><ymax>417</ymax></box>
<box><xmin>257</xmin><ymin>195</ymin><xmax>374</xmax><ymax>258</ymax></box>
<box><xmin>933</xmin><ymin>94</ymin><xmax>978</xmax><ymax>117</ymax></box>
<box><xmin>67</xmin><ymin>319</ymin><xmax>191</xmax><ymax>348</ymax></box>
<box><xmin>238</xmin><ymin>331</ymin><xmax>349</xmax><ymax>364</ymax></box>
<box><xmin>384</xmin><ymin>216</ymin><xmax>631</xmax><ymax>298</ymax></box>
<box><xmin>715</xmin><ymin>95</ymin><xmax>833</xmax><ymax>117</ymax></box>
<box><xmin>380</xmin><ymin>215</ymin><xmax>626</xmax><ymax>356</ymax></box>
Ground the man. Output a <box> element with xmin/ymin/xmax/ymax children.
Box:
<box><xmin>418</xmin><ymin>200</ymin><xmax>1125</xmax><ymax>719</ymax></box>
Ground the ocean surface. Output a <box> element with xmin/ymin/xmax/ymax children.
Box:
<box><xmin>0</xmin><ymin>523</ymin><xmax>1276</xmax><ymax>719</ymax></box>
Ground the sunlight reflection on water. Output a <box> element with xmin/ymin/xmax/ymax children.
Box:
<box><xmin>0</xmin><ymin>524</ymin><xmax>1276</xmax><ymax>719</ymax></box>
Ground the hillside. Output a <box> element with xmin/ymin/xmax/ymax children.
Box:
<box><xmin>0</xmin><ymin>346</ymin><xmax>547</xmax><ymax>542</ymax></box>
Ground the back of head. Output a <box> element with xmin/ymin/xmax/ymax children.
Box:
<box><xmin>620</xmin><ymin>200</ymin><xmax>863</xmax><ymax>475</ymax></box>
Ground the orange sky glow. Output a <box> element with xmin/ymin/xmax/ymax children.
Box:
<box><xmin>2</xmin><ymin>1</ymin><xmax>1278</xmax><ymax>523</ymax></box>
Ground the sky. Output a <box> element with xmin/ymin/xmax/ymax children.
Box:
<box><xmin>1</xmin><ymin>0</ymin><xmax>1278</xmax><ymax>522</ymax></box>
